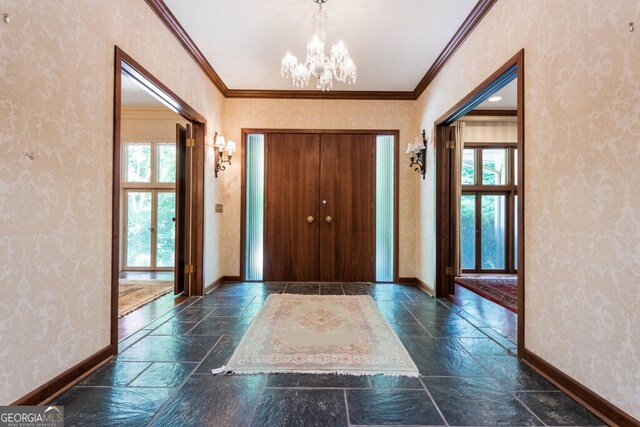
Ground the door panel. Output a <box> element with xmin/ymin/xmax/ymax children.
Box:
<box><xmin>156</xmin><ymin>191</ymin><xmax>176</xmax><ymax>268</ymax></box>
<box><xmin>175</xmin><ymin>124</ymin><xmax>187</xmax><ymax>294</ymax></box>
<box><xmin>264</xmin><ymin>133</ymin><xmax>320</xmax><ymax>281</ymax></box>
<box><xmin>125</xmin><ymin>191</ymin><xmax>153</xmax><ymax>268</ymax></box>
<box><xmin>320</xmin><ymin>134</ymin><xmax>375</xmax><ymax>282</ymax></box>
<box><xmin>480</xmin><ymin>194</ymin><xmax>507</xmax><ymax>270</ymax></box>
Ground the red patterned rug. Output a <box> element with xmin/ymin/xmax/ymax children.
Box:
<box><xmin>454</xmin><ymin>276</ymin><xmax>518</xmax><ymax>313</ymax></box>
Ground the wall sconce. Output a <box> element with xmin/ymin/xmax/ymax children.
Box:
<box><xmin>212</xmin><ymin>132</ymin><xmax>236</xmax><ymax>178</ymax></box>
<box><xmin>407</xmin><ymin>129</ymin><xmax>427</xmax><ymax>179</ymax></box>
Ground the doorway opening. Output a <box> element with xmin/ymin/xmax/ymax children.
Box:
<box><xmin>435</xmin><ymin>50</ymin><xmax>524</xmax><ymax>355</ymax></box>
<box><xmin>112</xmin><ymin>47</ymin><xmax>207</xmax><ymax>349</ymax></box>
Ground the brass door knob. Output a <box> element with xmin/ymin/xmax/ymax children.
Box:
<box><xmin>307</xmin><ymin>216</ymin><xmax>314</xmax><ymax>223</ymax></box>
<box><xmin>325</xmin><ymin>216</ymin><xmax>332</xmax><ymax>223</ymax></box>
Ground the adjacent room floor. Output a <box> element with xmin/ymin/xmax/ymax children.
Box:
<box><xmin>56</xmin><ymin>282</ymin><xmax>604</xmax><ymax>426</ymax></box>
<box><xmin>118</xmin><ymin>271</ymin><xmax>175</xmax><ymax>318</ymax></box>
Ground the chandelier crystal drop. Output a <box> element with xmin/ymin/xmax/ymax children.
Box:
<box><xmin>281</xmin><ymin>0</ymin><xmax>357</xmax><ymax>91</ymax></box>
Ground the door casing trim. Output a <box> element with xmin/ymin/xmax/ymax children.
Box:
<box><xmin>112</xmin><ymin>46</ymin><xmax>207</xmax><ymax>354</ymax></box>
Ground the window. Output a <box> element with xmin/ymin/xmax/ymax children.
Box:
<box><xmin>460</xmin><ymin>144</ymin><xmax>517</xmax><ymax>273</ymax></box>
<box><xmin>122</xmin><ymin>142</ymin><xmax>176</xmax><ymax>271</ymax></box>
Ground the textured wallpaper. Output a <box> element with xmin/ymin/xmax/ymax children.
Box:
<box><xmin>0</xmin><ymin>0</ymin><xmax>224</xmax><ymax>404</ymax></box>
<box><xmin>415</xmin><ymin>0</ymin><xmax>640</xmax><ymax>417</ymax></box>
<box><xmin>223</xmin><ymin>99</ymin><xmax>418</xmax><ymax>278</ymax></box>
<box><xmin>462</xmin><ymin>119</ymin><xmax>517</xmax><ymax>143</ymax></box>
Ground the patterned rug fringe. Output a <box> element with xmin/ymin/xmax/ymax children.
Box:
<box><xmin>213</xmin><ymin>367</ymin><xmax>420</xmax><ymax>378</ymax></box>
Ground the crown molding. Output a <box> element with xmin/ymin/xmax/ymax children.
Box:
<box><xmin>144</xmin><ymin>0</ymin><xmax>229</xmax><ymax>96</ymax></box>
<box><xmin>226</xmin><ymin>89</ymin><xmax>415</xmax><ymax>101</ymax></box>
<box><xmin>412</xmin><ymin>0</ymin><xmax>498</xmax><ymax>99</ymax></box>
<box><xmin>145</xmin><ymin>0</ymin><xmax>497</xmax><ymax>101</ymax></box>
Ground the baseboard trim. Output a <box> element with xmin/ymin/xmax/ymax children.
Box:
<box><xmin>12</xmin><ymin>345</ymin><xmax>114</xmax><ymax>406</ymax></box>
<box><xmin>415</xmin><ymin>278</ymin><xmax>435</xmax><ymax>297</ymax></box>
<box><xmin>204</xmin><ymin>275</ymin><xmax>242</xmax><ymax>294</ymax></box>
<box><xmin>398</xmin><ymin>277</ymin><xmax>435</xmax><ymax>297</ymax></box>
<box><xmin>522</xmin><ymin>348</ymin><xmax>639</xmax><ymax>427</ymax></box>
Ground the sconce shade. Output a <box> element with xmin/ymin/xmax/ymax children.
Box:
<box><xmin>215</xmin><ymin>135</ymin><xmax>227</xmax><ymax>148</ymax></box>
<box><xmin>226</xmin><ymin>140</ymin><xmax>237</xmax><ymax>153</ymax></box>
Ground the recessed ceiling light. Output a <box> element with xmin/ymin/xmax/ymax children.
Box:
<box><xmin>488</xmin><ymin>95</ymin><xmax>502</xmax><ymax>102</ymax></box>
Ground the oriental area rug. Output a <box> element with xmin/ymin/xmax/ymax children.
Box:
<box><xmin>454</xmin><ymin>275</ymin><xmax>518</xmax><ymax>313</ymax></box>
<box><xmin>118</xmin><ymin>280</ymin><xmax>173</xmax><ymax>317</ymax></box>
<box><xmin>224</xmin><ymin>294</ymin><xmax>419</xmax><ymax>377</ymax></box>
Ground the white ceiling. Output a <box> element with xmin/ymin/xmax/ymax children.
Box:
<box><xmin>121</xmin><ymin>72</ymin><xmax>167</xmax><ymax>108</ymax></box>
<box><xmin>163</xmin><ymin>0</ymin><xmax>476</xmax><ymax>91</ymax></box>
<box><xmin>475</xmin><ymin>79</ymin><xmax>518</xmax><ymax>110</ymax></box>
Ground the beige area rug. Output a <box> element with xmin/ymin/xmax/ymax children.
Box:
<box><xmin>118</xmin><ymin>280</ymin><xmax>173</xmax><ymax>317</ymax></box>
<box><xmin>224</xmin><ymin>294</ymin><xmax>419</xmax><ymax>377</ymax></box>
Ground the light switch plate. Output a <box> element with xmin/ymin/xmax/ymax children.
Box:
<box><xmin>215</xmin><ymin>204</ymin><xmax>223</xmax><ymax>213</ymax></box>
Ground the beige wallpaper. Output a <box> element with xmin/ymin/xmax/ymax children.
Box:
<box><xmin>223</xmin><ymin>99</ymin><xmax>418</xmax><ymax>278</ymax></box>
<box><xmin>0</xmin><ymin>0</ymin><xmax>224</xmax><ymax>404</ymax></box>
<box><xmin>416</xmin><ymin>0</ymin><xmax>640</xmax><ymax>417</ymax></box>
<box><xmin>461</xmin><ymin>119</ymin><xmax>517</xmax><ymax>143</ymax></box>
<box><xmin>121</xmin><ymin>108</ymin><xmax>188</xmax><ymax>142</ymax></box>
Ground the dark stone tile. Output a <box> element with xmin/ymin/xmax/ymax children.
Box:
<box><xmin>214</xmin><ymin>282</ymin><xmax>286</xmax><ymax>297</ymax></box>
<box><xmin>79</xmin><ymin>361</ymin><xmax>151</xmax><ymax>386</ymax></box>
<box><xmin>149</xmin><ymin>375</ymin><xmax>264</xmax><ymax>427</ymax></box>
<box><xmin>129</xmin><ymin>362</ymin><xmax>196</xmax><ymax>388</ymax></box>
<box><xmin>240</xmin><ymin>303</ymin><xmax>264</xmax><ymax>318</ymax></box>
<box><xmin>369</xmin><ymin>375</ymin><xmax>424</xmax><ymax>389</ymax></box>
<box><xmin>425</xmin><ymin>376</ymin><xmax>543</xmax><ymax>426</ymax></box>
<box><xmin>284</xmin><ymin>283</ymin><xmax>320</xmax><ymax>294</ymax></box>
<box><xmin>479</xmin><ymin>326</ymin><xmax>517</xmax><ymax>351</ymax></box>
<box><xmin>55</xmin><ymin>387</ymin><xmax>173</xmax><ymax>427</ymax></box>
<box><xmin>188</xmin><ymin>316</ymin><xmax>253</xmax><ymax>336</ymax></box>
<box><xmin>370</xmin><ymin>291</ymin><xmax>413</xmax><ymax>302</ymax></box>
<box><xmin>342</xmin><ymin>283</ymin><xmax>373</xmax><ymax>295</ymax></box>
<box><xmin>375</xmin><ymin>302</ymin><xmax>419</xmax><ymax>324</ymax></box>
<box><xmin>516</xmin><ymin>391</ymin><xmax>605</xmax><ymax>426</ymax></box>
<box><xmin>149</xmin><ymin>321</ymin><xmax>198</xmax><ymax>335</ymax></box>
<box><xmin>251</xmin><ymin>388</ymin><xmax>347</xmax><ymax>427</ymax></box>
<box><xmin>190</xmin><ymin>295</ymin><xmax>256</xmax><ymax>307</ymax></box>
<box><xmin>266</xmin><ymin>373</ymin><xmax>369</xmax><ymax>388</ymax></box>
<box><xmin>171</xmin><ymin>306</ymin><xmax>216</xmax><ymax>322</ymax></box>
<box><xmin>320</xmin><ymin>283</ymin><xmax>344</xmax><ymax>295</ymax></box>
<box><xmin>403</xmin><ymin>300</ymin><xmax>458</xmax><ymax>320</ymax></box>
<box><xmin>390</xmin><ymin>322</ymin><xmax>433</xmax><ymax>338</ymax></box>
<box><xmin>195</xmin><ymin>335</ymin><xmax>241</xmax><ymax>373</ymax></box>
<box><xmin>207</xmin><ymin>304</ymin><xmax>247</xmax><ymax>316</ymax></box>
<box><xmin>475</xmin><ymin>355</ymin><xmax>557</xmax><ymax>391</ymax></box>
<box><xmin>401</xmin><ymin>337</ymin><xmax>488</xmax><ymax>376</ymax></box>
<box><xmin>419</xmin><ymin>316</ymin><xmax>486</xmax><ymax>337</ymax></box>
<box><xmin>118</xmin><ymin>335</ymin><xmax>221</xmax><ymax>362</ymax></box>
<box><xmin>457</xmin><ymin>337</ymin><xmax>509</xmax><ymax>355</ymax></box>
<box><xmin>118</xmin><ymin>329</ymin><xmax>151</xmax><ymax>352</ymax></box>
<box><xmin>347</xmin><ymin>389</ymin><xmax>445</xmax><ymax>425</ymax></box>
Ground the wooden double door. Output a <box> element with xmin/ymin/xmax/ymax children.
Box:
<box><xmin>264</xmin><ymin>132</ymin><xmax>375</xmax><ymax>282</ymax></box>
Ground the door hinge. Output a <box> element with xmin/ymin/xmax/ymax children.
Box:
<box><xmin>445</xmin><ymin>266</ymin><xmax>455</xmax><ymax>275</ymax></box>
<box><xmin>185</xmin><ymin>264</ymin><xmax>195</xmax><ymax>274</ymax></box>
<box><xmin>186</xmin><ymin>138</ymin><xmax>196</xmax><ymax>148</ymax></box>
<box><xmin>446</xmin><ymin>141</ymin><xmax>455</xmax><ymax>150</ymax></box>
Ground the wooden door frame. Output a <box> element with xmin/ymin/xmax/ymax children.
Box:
<box><xmin>240</xmin><ymin>128</ymin><xmax>400</xmax><ymax>283</ymax></box>
<box><xmin>112</xmin><ymin>46</ymin><xmax>207</xmax><ymax>354</ymax></box>
<box><xmin>434</xmin><ymin>49</ymin><xmax>525</xmax><ymax>356</ymax></box>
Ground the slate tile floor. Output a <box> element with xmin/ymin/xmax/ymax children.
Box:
<box><xmin>55</xmin><ymin>282</ymin><xmax>605</xmax><ymax>426</ymax></box>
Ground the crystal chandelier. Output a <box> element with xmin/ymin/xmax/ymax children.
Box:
<box><xmin>281</xmin><ymin>0</ymin><xmax>357</xmax><ymax>91</ymax></box>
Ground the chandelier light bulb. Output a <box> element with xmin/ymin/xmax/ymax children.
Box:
<box><xmin>281</xmin><ymin>0</ymin><xmax>357</xmax><ymax>91</ymax></box>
